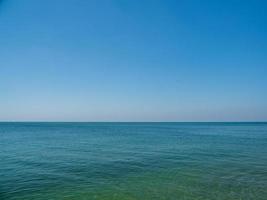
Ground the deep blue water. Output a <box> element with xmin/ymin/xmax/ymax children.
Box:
<box><xmin>0</xmin><ymin>122</ymin><xmax>267</xmax><ymax>199</ymax></box>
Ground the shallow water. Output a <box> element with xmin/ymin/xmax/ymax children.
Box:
<box><xmin>1</xmin><ymin>122</ymin><xmax>267</xmax><ymax>200</ymax></box>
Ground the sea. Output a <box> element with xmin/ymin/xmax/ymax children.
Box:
<box><xmin>0</xmin><ymin>122</ymin><xmax>267</xmax><ymax>200</ymax></box>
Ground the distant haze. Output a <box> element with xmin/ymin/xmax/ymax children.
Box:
<box><xmin>0</xmin><ymin>0</ymin><xmax>266</xmax><ymax>121</ymax></box>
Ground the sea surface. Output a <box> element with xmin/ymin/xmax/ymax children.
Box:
<box><xmin>0</xmin><ymin>122</ymin><xmax>267</xmax><ymax>200</ymax></box>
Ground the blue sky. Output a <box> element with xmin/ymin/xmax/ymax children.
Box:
<box><xmin>0</xmin><ymin>0</ymin><xmax>266</xmax><ymax>121</ymax></box>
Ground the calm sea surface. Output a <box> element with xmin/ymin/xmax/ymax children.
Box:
<box><xmin>0</xmin><ymin>122</ymin><xmax>267</xmax><ymax>200</ymax></box>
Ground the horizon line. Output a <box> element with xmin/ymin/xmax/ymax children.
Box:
<box><xmin>0</xmin><ymin>121</ymin><xmax>266</xmax><ymax>123</ymax></box>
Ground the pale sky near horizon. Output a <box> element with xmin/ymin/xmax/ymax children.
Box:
<box><xmin>0</xmin><ymin>0</ymin><xmax>266</xmax><ymax>121</ymax></box>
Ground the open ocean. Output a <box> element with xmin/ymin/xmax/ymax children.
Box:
<box><xmin>0</xmin><ymin>122</ymin><xmax>267</xmax><ymax>200</ymax></box>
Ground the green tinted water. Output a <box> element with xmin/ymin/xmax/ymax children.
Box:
<box><xmin>1</xmin><ymin>123</ymin><xmax>267</xmax><ymax>199</ymax></box>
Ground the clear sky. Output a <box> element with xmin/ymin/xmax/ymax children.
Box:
<box><xmin>0</xmin><ymin>0</ymin><xmax>266</xmax><ymax>122</ymax></box>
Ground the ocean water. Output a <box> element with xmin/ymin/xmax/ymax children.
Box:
<box><xmin>0</xmin><ymin>122</ymin><xmax>267</xmax><ymax>200</ymax></box>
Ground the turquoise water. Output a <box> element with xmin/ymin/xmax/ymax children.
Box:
<box><xmin>0</xmin><ymin>122</ymin><xmax>267</xmax><ymax>200</ymax></box>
